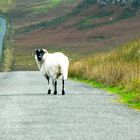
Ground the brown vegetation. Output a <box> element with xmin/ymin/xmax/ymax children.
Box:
<box><xmin>13</xmin><ymin>3</ymin><xmax>140</xmax><ymax>70</ymax></box>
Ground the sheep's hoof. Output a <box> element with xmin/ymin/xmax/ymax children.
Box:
<box><xmin>54</xmin><ymin>91</ymin><xmax>57</xmax><ymax>95</ymax></box>
<box><xmin>48</xmin><ymin>89</ymin><xmax>51</xmax><ymax>94</ymax></box>
<box><xmin>62</xmin><ymin>90</ymin><xmax>65</xmax><ymax>95</ymax></box>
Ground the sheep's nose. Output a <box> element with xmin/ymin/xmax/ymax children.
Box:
<box><xmin>38</xmin><ymin>56</ymin><xmax>42</xmax><ymax>61</ymax></box>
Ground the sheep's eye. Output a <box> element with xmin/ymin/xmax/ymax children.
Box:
<box><xmin>40</xmin><ymin>50</ymin><xmax>45</xmax><ymax>54</ymax></box>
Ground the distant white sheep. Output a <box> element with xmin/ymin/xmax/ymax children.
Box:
<box><xmin>34</xmin><ymin>48</ymin><xmax>69</xmax><ymax>95</ymax></box>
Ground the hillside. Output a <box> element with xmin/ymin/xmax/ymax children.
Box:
<box><xmin>1</xmin><ymin>0</ymin><xmax>140</xmax><ymax>70</ymax></box>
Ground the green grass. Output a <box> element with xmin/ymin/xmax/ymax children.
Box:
<box><xmin>0</xmin><ymin>15</ymin><xmax>14</xmax><ymax>72</ymax></box>
<box><xmin>76</xmin><ymin>8</ymin><xmax>137</xmax><ymax>30</ymax></box>
<box><xmin>72</xmin><ymin>78</ymin><xmax>140</xmax><ymax>110</ymax></box>
<box><xmin>32</xmin><ymin>0</ymin><xmax>63</xmax><ymax>14</ymax></box>
<box><xmin>32</xmin><ymin>0</ymin><xmax>75</xmax><ymax>13</ymax></box>
<box><xmin>76</xmin><ymin>10</ymin><xmax>115</xmax><ymax>30</ymax></box>
<box><xmin>0</xmin><ymin>46</ymin><xmax>14</xmax><ymax>72</ymax></box>
<box><xmin>14</xmin><ymin>54</ymin><xmax>37</xmax><ymax>71</ymax></box>
<box><xmin>118</xmin><ymin>8</ymin><xmax>137</xmax><ymax>20</ymax></box>
<box><xmin>77</xmin><ymin>10</ymin><xmax>114</xmax><ymax>27</ymax></box>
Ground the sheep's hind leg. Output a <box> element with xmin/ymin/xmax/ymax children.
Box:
<box><xmin>62</xmin><ymin>79</ymin><xmax>65</xmax><ymax>95</ymax></box>
<box><xmin>53</xmin><ymin>80</ymin><xmax>57</xmax><ymax>95</ymax></box>
<box><xmin>48</xmin><ymin>79</ymin><xmax>51</xmax><ymax>94</ymax></box>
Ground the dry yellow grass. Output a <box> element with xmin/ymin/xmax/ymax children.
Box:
<box><xmin>69</xmin><ymin>39</ymin><xmax>140</xmax><ymax>95</ymax></box>
<box><xmin>0</xmin><ymin>22</ymin><xmax>15</xmax><ymax>72</ymax></box>
<box><xmin>0</xmin><ymin>44</ymin><xmax>14</xmax><ymax>72</ymax></box>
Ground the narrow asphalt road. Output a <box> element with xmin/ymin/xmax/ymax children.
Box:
<box><xmin>0</xmin><ymin>17</ymin><xmax>6</xmax><ymax>60</ymax></box>
<box><xmin>0</xmin><ymin>71</ymin><xmax>140</xmax><ymax>140</ymax></box>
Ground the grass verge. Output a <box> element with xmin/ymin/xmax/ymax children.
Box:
<box><xmin>0</xmin><ymin>45</ymin><xmax>14</xmax><ymax>72</ymax></box>
<box><xmin>69</xmin><ymin>39</ymin><xmax>140</xmax><ymax>110</ymax></box>
<box><xmin>14</xmin><ymin>54</ymin><xmax>37</xmax><ymax>71</ymax></box>
<box><xmin>0</xmin><ymin>15</ymin><xmax>14</xmax><ymax>72</ymax></box>
<box><xmin>0</xmin><ymin>26</ymin><xmax>14</xmax><ymax>71</ymax></box>
<box><xmin>0</xmin><ymin>0</ymin><xmax>15</xmax><ymax>71</ymax></box>
<box><xmin>71</xmin><ymin>77</ymin><xmax>140</xmax><ymax>111</ymax></box>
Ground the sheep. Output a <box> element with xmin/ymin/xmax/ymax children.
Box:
<box><xmin>34</xmin><ymin>48</ymin><xmax>69</xmax><ymax>95</ymax></box>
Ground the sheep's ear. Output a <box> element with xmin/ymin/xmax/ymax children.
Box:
<box><xmin>42</xmin><ymin>49</ymin><xmax>48</xmax><ymax>53</ymax></box>
<box><xmin>32</xmin><ymin>49</ymin><xmax>37</xmax><ymax>56</ymax></box>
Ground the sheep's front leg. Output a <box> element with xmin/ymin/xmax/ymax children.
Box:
<box><xmin>52</xmin><ymin>80</ymin><xmax>57</xmax><ymax>95</ymax></box>
<box><xmin>45</xmin><ymin>75</ymin><xmax>51</xmax><ymax>94</ymax></box>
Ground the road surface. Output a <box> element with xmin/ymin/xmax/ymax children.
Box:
<box><xmin>0</xmin><ymin>71</ymin><xmax>140</xmax><ymax>140</ymax></box>
<box><xmin>0</xmin><ymin>17</ymin><xmax>6</xmax><ymax>60</ymax></box>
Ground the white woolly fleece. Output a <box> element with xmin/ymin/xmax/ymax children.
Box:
<box><xmin>35</xmin><ymin>52</ymin><xmax>69</xmax><ymax>80</ymax></box>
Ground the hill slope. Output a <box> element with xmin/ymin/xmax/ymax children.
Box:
<box><xmin>4</xmin><ymin>0</ymin><xmax>140</xmax><ymax>70</ymax></box>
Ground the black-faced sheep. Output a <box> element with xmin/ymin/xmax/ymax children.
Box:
<box><xmin>34</xmin><ymin>48</ymin><xmax>69</xmax><ymax>95</ymax></box>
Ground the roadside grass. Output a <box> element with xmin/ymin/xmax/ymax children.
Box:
<box><xmin>0</xmin><ymin>46</ymin><xmax>14</xmax><ymax>71</ymax></box>
<box><xmin>14</xmin><ymin>54</ymin><xmax>37</xmax><ymax>71</ymax></box>
<box><xmin>0</xmin><ymin>0</ymin><xmax>16</xmax><ymax>71</ymax></box>
<box><xmin>69</xmin><ymin>39</ymin><xmax>140</xmax><ymax>110</ymax></box>
<box><xmin>0</xmin><ymin>22</ymin><xmax>14</xmax><ymax>72</ymax></box>
<box><xmin>72</xmin><ymin>78</ymin><xmax>140</xmax><ymax>110</ymax></box>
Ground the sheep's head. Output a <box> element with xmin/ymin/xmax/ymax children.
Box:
<box><xmin>34</xmin><ymin>48</ymin><xmax>48</xmax><ymax>62</ymax></box>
